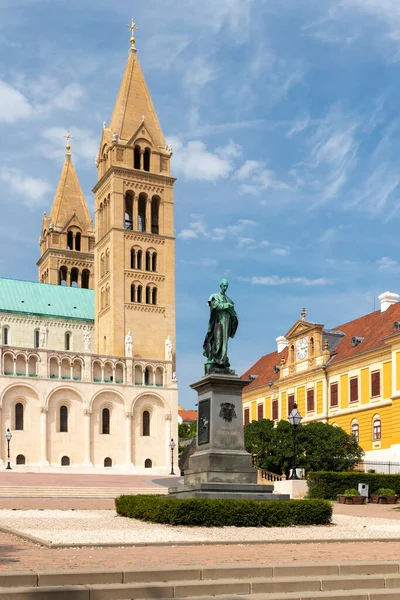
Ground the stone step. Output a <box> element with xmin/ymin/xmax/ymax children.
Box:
<box><xmin>2</xmin><ymin>566</ymin><xmax>400</xmax><ymax>599</ymax></box>
<box><xmin>0</xmin><ymin>486</ymin><xmax>165</xmax><ymax>497</ymax></box>
<box><xmin>1</xmin><ymin>578</ymin><xmax>400</xmax><ymax>599</ymax></box>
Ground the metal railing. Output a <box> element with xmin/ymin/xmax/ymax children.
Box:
<box><xmin>352</xmin><ymin>461</ymin><xmax>400</xmax><ymax>474</ymax></box>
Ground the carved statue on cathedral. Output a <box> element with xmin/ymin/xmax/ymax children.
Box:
<box><xmin>125</xmin><ymin>330</ymin><xmax>133</xmax><ymax>357</ymax></box>
<box><xmin>165</xmin><ymin>335</ymin><xmax>173</xmax><ymax>361</ymax></box>
<box><xmin>39</xmin><ymin>323</ymin><xmax>47</xmax><ymax>348</ymax></box>
<box><xmin>83</xmin><ymin>328</ymin><xmax>91</xmax><ymax>353</ymax></box>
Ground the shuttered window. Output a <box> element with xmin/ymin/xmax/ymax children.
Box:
<box><xmin>244</xmin><ymin>408</ymin><xmax>250</xmax><ymax>426</ymax></box>
<box><xmin>307</xmin><ymin>389</ymin><xmax>315</xmax><ymax>412</ymax></box>
<box><xmin>350</xmin><ymin>377</ymin><xmax>359</xmax><ymax>403</ymax></box>
<box><xmin>373</xmin><ymin>418</ymin><xmax>381</xmax><ymax>441</ymax></box>
<box><xmin>272</xmin><ymin>400</ymin><xmax>278</xmax><ymax>421</ymax></box>
<box><xmin>371</xmin><ymin>371</ymin><xmax>381</xmax><ymax>397</ymax></box>
<box><xmin>257</xmin><ymin>404</ymin><xmax>264</xmax><ymax>420</ymax></box>
<box><xmin>288</xmin><ymin>394</ymin><xmax>295</xmax><ymax>416</ymax></box>
<box><xmin>330</xmin><ymin>383</ymin><xmax>338</xmax><ymax>407</ymax></box>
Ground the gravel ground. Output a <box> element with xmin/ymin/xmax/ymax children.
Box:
<box><xmin>0</xmin><ymin>510</ymin><xmax>399</xmax><ymax>545</ymax></box>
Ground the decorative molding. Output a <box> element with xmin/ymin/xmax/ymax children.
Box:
<box><xmin>0</xmin><ymin>316</ymin><xmax>94</xmax><ymax>329</ymax></box>
<box><xmin>40</xmin><ymin>406</ymin><xmax>48</xmax><ymax>414</ymax></box>
<box><xmin>124</xmin><ymin>233</ymin><xmax>165</xmax><ymax>246</ymax></box>
<box><xmin>125</xmin><ymin>271</ymin><xmax>165</xmax><ymax>283</ymax></box>
<box><xmin>125</xmin><ymin>304</ymin><xmax>166</xmax><ymax>314</ymax></box>
<box><xmin>165</xmin><ymin>414</ymin><xmax>172</xmax><ymax>421</ymax></box>
<box><xmin>125</xmin><ymin>411</ymin><xmax>133</xmax><ymax>419</ymax></box>
<box><xmin>84</xmin><ymin>408</ymin><xmax>92</xmax><ymax>416</ymax></box>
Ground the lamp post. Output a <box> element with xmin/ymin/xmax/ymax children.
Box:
<box><xmin>288</xmin><ymin>403</ymin><xmax>302</xmax><ymax>480</ymax></box>
<box><xmin>5</xmin><ymin>429</ymin><xmax>12</xmax><ymax>471</ymax></box>
<box><xmin>169</xmin><ymin>438</ymin><xmax>176</xmax><ymax>475</ymax></box>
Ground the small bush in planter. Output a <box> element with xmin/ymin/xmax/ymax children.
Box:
<box><xmin>337</xmin><ymin>488</ymin><xmax>365</xmax><ymax>505</ymax></box>
<box><xmin>371</xmin><ymin>488</ymin><xmax>398</xmax><ymax>504</ymax></box>
<box><xmin>376</xmin><ymin>488</ymin><xmax>396</xmax><ymax>496</ymax></box>
<box><xmin>343</xmin><ymin>489</ymin><xmax>360</xmax><ymax>496</ymax></box>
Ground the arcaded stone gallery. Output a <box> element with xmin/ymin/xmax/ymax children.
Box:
<box><xmin>0</xmin><ymin>30</ymin><xmax>178</xmax><ymax>473</ymax></box>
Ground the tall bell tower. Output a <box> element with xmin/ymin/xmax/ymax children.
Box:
<box><xmin>93</xmin><ymin>21</ymin><xmax>176</xmax><ymax>361</ymax></box>
<box><xmin>38</xmin><ymin>134</ymin><xmax>95</xmax><ymax>288</ymax></box>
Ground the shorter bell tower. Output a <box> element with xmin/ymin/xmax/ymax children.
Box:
<box><xmin>37</xmin><ymin>133</ymin><xmax>95</xmax><ymax>288</ymax></box>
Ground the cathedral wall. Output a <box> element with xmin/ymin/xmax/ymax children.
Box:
<box><xmin>0</xmin><ymin>376</ymin><xmax>178</xmax><ymax>473</ymax></box>
<box><xmin>0</xmin><ymin>313</ymin><xmax>94</xmax><ymax>354</ymax></box>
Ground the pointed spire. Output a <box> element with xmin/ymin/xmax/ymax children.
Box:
<box><xmin>108</xmin><ymin>22</ymin><xmax>166</xmax><ymax>148</ymax></box>
<box><xmin>48</xmin><ymin>134</ymin><xmax>93</xmax><ymax>232</ymax></box>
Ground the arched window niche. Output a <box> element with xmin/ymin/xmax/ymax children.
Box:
<box><xmin>151</xmin><ymin>196</ymin><xmax>160</xmax><ymax>234</ymax></box>
<box><xmin>144</xmin><ymin>458</ymin><xmax>152</xmax><ymax>468</ymax></box>
<box><xmin>15</xmin><ymin>402</ymin><xmax>24</xmax><ymax>430</ymax></box>
<box><xmin>134</xmin><ymin>146</ymin><xmax>141</xmax><ymax>170</ymax></box>
<box><xmin>143</xmin><ymin>148</ymin><xmax>151</xmax><ymax>172</ymax></box>
<box><xmin>102</xmin><ymin>407</ymin><xmax>110</xmax><ymax>435</ymax></box>
<box><xmin>104</xmin><ymin>457</ymin><xmax>112</xmax><ymax>467</ymax></box>
<box><xmin>125</xmin><ymin>191</ymin><xmax>134</xmax><ymax>231</ymax></box>
<box><xmin>143</xmin><ymin>410</ymin><xmax>150</xmax><ymax>436</ymax></box>
<box><xmin>61</xmin><ymin>456</ymin><xmax>70</xmax><ymax>466</ymax></box>
<box><xmin>16</xmin><ymin>454</ymin><xmax>26</xmax><ymax>465</ymax></box>
<box><xmin>59</xmin><ymin>405</ymin><xmax>68</xmax><ymax>433</ymax></box>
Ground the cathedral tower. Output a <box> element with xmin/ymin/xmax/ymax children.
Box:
<box><xmin>38</xmin><ymin>136</ymin><xmax>95</xmax><ymax>288</ymax></box>
<box><xmin>93</xmin><ymin>24</ymin><xmax>176</xmax><ymax>360</ymax></box>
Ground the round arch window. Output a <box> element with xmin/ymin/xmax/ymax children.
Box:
<box><xmin>104</xmin><ymin>457</ymin><xmax>112</xmax><ymax>467</ymax></box>
<box><xmin>61</xmin><ymin>456</ymin><xmax>70</xmax><ymax>466</ymax></box>
<box><xmin>144</xmin><ymin>458</ymin><xmax>152</xmax><ymax>468</ymax></box>
<box><xmin>16</xmin><ymin>454</ymin><xmax>25</xmax><ymax>465</ymax></box>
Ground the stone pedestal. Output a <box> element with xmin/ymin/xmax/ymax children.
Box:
<box><xmin>169</xmin><ymin>373</ymin><xmax>289</xmax><ymax>501</ymax></box>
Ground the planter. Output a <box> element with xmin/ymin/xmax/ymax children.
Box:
<box><xmin>337</xmin><ymin>495</ymin><xmax>366</xmax><ymax>505</ymax></box>
<box><xmin>370</xmin><ymin>495</ymin><xmax>398</xmax><ymax>504</ymax></box>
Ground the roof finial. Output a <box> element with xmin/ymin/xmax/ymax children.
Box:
<box><xmin>63</xmin><ymin>130</ymin><xmax>73</xmax><ymax>156</ymax></box>
<box><xmin>127</xmin><ymin>18</ymin><xmax>138</xmax><ymax>49</ymax></box>
<box><xmin>301</xmin><ymin>307</ymin><xmax>307</xmax><ymax>321</ymax></box>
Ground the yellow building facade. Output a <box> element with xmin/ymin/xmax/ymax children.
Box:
<box><xmin>242</xmin><ymin>292</ymin><xmax>400</xmax><ymax>464</ymax></box>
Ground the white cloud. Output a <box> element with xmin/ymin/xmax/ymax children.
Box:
<box><xmin>272</xmin><ymin>248</ymin><xmax>290</xmax><ymax>257</ymax></box>
<box><xmin>0</xmin><ymin>167</ymin><xmax>51</xmax><ymax>205</ymax></box>
<box><xmin>237</xmin><ymin>237</ymin><xmax>256</xmax><ymax>248</ymax></box>
<box><xmin>238</xmin><ymin>275</ymin><xmax>332</xmax><ymax>286</ymax></box>
<box><xmin>286</xmin><ymin>117</ymin><xmax>310</xmax><ymax>138</ymax></box>
<box><xmin>234</xmin><ymin>160</ymin><xmax>290</xmax><ymax>196</ymax></box>
<box><xmin>351</xmin><ymin>162</ymin><xmax>400</xmax><ymax>215</ymax></box>
<box><xmin>168</xmin><ymin>138</ymin><xmax>241</xmax><ymax>181</ymax></box>
<box><xmin>377</xmin><ymin>256</ymin><xmax>400</xmax><ymax>271</ymax></box>
<box><xmin>183</xmin><ymin>57</ymin><xmax>216</xmax><ymax>93</ymax></box>
<box><xmin>0</xmin><ymin>80</ymin><xmax>32</xmax><ymax>123</ymax></box>
<box><xmin>178</xmin><ymin>215</ymin><xmax>257</xmax><ymax>241</ymax></box>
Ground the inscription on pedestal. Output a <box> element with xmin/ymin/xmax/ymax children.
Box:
<box><xmin>198</xmin><ymin>398</ymin><xmax>210</xmax><ymax>445</ymax></box>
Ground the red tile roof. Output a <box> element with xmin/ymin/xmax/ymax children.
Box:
<box><xmin>178</xmin><ymin>409</ymin><xmax>197</xmax><ymax>422</ymax></box>
<box><xmin>242</xmin><ymin>303</ymin><xmax>400</xmax><ymax>394</ymax></box>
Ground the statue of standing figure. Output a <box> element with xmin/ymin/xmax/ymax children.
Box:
<box><xmin>39</xmin><ymin>323</ymin><xmax>47</xmax><ymax>348</ymax></box>
<box><xmin>83</xmin><ymin>328</ymin><xmax>91</xmax><ymax>353</ymax></box>
<box><xmin>125</xmin><ymin>330</ymin><xmax>133</xmax><ymax>357</ymax></box>
<box><xmin>203</xmin><ymin>279</ymin><xmax>238</xmax><ymax>371</ymax></box>
<box><xmin>165</xmin><ymin>335</ymin><xmax>173</xmax><ymax>361</ymax></box>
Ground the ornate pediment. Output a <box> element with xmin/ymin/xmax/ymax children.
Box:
<box><xmin>128</xmin><ymin>122</ymin><xmax>156</xmax><ymax>149</ymax></box>
<box><xmin>285</xmin><ymin>320</ymin><xmax>324</xmax><ymax>340</ymax></box>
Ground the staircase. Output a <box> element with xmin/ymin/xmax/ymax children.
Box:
<box><xmin>0</xmin><ymin>486</ymin><xmax>167</xmax><ymax>498</ymax></box>
<box><xmin>1</xmin><ymin>561</ymin><xmax>400</xmax><ymax>598</ymax></box>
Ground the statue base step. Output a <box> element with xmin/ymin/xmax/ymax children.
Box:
<box><xmin>168</xmin><ymin>482</ymin><xmax>289</xmax><ymax>501</ymax></box>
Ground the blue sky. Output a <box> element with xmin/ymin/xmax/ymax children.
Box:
<box><xmin>1</xmin><ymin>0</ymin><xmax>400</xmax><ymax>407</ymax></box>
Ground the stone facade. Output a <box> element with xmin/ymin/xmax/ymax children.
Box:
<box><xmin>0</xmin><ymin>33</ymin><xmax>179</xmax><ymax>474</ymax></box>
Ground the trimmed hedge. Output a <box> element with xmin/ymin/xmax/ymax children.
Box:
<box><xmin>308</xmin><ymin>471</ymin><xmax>400</xmax><ymax>500</ymax></box>
<box><xmin>115</xmin><ymin>494</ymin><xmax>332</xmax><ymax>527</ymax></box>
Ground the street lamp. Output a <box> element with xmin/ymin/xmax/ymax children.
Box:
<box><xmin>288</xmin><ymin>403</ymin><xmax>302</xmax><ymax>480</ymax></box>
<box><xmin>169</xmin><ymin>438</ymin><xmax>176</xmax><ymax>475</ymax></box>
<box><xmin>5</xmin><ymin>429</ymin><xmax>12</xmax><ymax>471</ymax></box>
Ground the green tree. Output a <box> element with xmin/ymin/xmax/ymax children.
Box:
<box><xmin>244</xmin><ymin>419</ymin><xmax>363</xmax><ymax>476</ymax></box>
<box><xmin>178</xmin><ymin>420</ymin><xmax>197</xmax><ymax>439</ymax></box>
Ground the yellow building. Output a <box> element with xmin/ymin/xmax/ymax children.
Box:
<box><xmin>242</xmin><ymin>292</ymin><xmax>400</xmax><ymax>464</ymax></box>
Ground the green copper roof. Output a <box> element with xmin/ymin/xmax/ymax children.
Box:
<box><xmin>0</xmin><ymin>278</ymin><xmax>94</xmax><ymax>321</ymax></box>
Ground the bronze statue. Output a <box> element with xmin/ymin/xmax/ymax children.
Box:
<box><xmin>203</xmin><ymin>279</ymin><xmax>238</xmax><ymax>371</ymax></box>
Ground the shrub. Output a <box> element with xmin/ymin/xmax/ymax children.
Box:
<box><xmin>308</xmin><ymin>472</ymin><xmax>400</xmax><ymax>500</ymax></box>
<box><xmin>376</xmin><ymin>488</ymin><xmax>396</xmax><ymax>496</ymax></box>
<box><xmin>343</xmin><ymin>488</ymin><xmax>360</xmax><ymax>496</ymax></box>
<box><xmin>115</xmin><ymin>495</ymin><xmax>332</xmax><ymax>527</ymax></box>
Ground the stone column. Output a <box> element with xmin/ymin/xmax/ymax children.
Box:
<box><xmin>83</xmin><ymin>409</ymin><xmax>92</xmax><ymax>467</ymax></box>
<box><xmin>25</xmin><ymin>358</ymin><xmax>29</xmax><ymax>377</ymax></box>
<box><xmin>58</xmin><ymin>361</ymin><xmax>62</xmax><ymax>380</ymax></box>
<box><xmin>39</xmin><ymin>407</ymin><xmax>49</xmax><ymax>466</ymax></box>
<box><xmin>140</xmin><ymin>148</ymin><xmax>144</xmax><ymax>170</ymax></box>
<box><xmin>101</xmin><ymin>365</ymin><xmax>104</xmax><ymax>383</ymax></box>
<box><xmin>125</xmin><ymin>412</ymin><xmax>133</xmax><ymax>466</ymax></box>
<box><xmin>70</xmin><ymin>363</ymin><xmax>74</xmax><ymax>381</ymax></box>
<box><xmin>133</xmin><ymin>195</ymin><xmax>138</xmax><ymax>231</ymax></box>
<box><xmin>78</xmin><ymin>272</ymin><xmax>82</xmax><ymax>288</ymax></box>
<box><xmin>67</xmin><ymin>271</ymin><xmax>71</xmax><ymax>287</ymax></box>
<box><xmin>146</xmin><ymin>199</ymin><xmax>152</xmax><ymax>233</ymax></box>
<box><xmin>13</xmin><ymin>358</ymin><xmax>16</xmax><ymax>376</ymax></box>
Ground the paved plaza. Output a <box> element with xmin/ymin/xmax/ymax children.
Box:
<box><xmin>0</xmin><ymin>473</ymin><xmax>399</xmax><ymax>577</ymax></box>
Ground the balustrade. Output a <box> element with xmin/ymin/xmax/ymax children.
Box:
<box><xmin>0</xmin><ymin>346</ymin><xmax>167</xmax><ymax>387</ymax></box>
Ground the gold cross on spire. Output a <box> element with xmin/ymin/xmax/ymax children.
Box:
<box><xmin>63</xmin><ymin>130</ymin><xmax>73</xmax><ymax>155</ymax></box>
<box><xmin>127</xmin><ymin>18</ymin><xmax>138</xmax><ymax>48</ymax></box>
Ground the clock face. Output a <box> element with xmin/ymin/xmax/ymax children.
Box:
<box><xmin>296</xmin><ymin>337</ymin><xmax>308</xmax><ymax>360</ymax></box>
